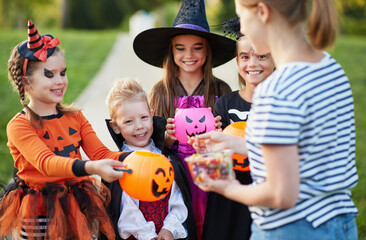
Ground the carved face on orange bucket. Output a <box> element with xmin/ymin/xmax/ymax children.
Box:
<box><xmin>223</xmin><ymin>122</ymin><xmax>250</xmax><ymax>171</ymax></box>
<box><xmin>152</xmin><ymin>166</ymin><xmax>174</xmax><ymax>198</ymax></box>
<box><xmin>119</xmin><ymin>151</ymin><xmax>174</xmax><ymax>202</ymax></box>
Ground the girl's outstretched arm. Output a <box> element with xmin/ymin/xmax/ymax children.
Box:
<box><xmin>85</xmin><ymin>159</ymin><xmax>125</xmax><ymax>182</ymax></box>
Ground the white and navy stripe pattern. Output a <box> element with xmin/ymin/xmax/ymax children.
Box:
<box><xmin>246</xmin><ymin>53</ymin><xmax>358</xmax><ymax>229</ymax></box>
<box><xmin>20</xmin><ymin>216</ymin><xmax>49</xmax><ymax>239</ymax></box>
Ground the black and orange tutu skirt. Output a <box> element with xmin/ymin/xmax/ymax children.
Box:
<box><xmin>0</xmin><ymin>177</ymin><xmax>115</xmax><ymax>240</ymax></box>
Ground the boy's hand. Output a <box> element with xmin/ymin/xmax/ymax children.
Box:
<box><xmin>157</xmin><ymin>229</ymin><xmax>174</xmax><ymax>240</ymax></box>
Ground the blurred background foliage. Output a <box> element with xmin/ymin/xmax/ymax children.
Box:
<box><xmin>0</xmin><ymin>0</ymin><xmax>365</xmax><ymax>35</ymax></box>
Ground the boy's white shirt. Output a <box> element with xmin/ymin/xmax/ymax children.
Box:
<box><xmin>117</xmin><ymin>140</ymin><xmax>188</xmax><ymax>240</ymax></box>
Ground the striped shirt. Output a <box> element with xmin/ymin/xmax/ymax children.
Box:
<box><xmin>246</xmin><ymin>52</ymin><xmax>358</xmax><ymax>229</ymax></box>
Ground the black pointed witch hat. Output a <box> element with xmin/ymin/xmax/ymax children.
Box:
<box><xmin>133</xmin><ymin>0</ymin><xmax>236</xmax><ymax>68</ymax></box>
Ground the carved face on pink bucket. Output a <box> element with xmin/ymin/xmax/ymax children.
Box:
<box><xmin>174</xmin><ymin>108</ymin><xmax>216</xmax><ymax>143</ymax></box>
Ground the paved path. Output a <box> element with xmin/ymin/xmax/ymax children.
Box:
<box><xmin>75</xmin><ymin>33</ymin><xmax>238</xmax><ymax>155</ymax></box>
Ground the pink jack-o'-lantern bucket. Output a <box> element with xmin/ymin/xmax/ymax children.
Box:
<box><xmin>174</xmin><ymin>107</ymin><xmax>216</xmax><ymax>144</ymax></box>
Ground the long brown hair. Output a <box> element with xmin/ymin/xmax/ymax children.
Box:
<box><xmin>8</xmin><ymin>44</ymin><xmax>79</xmax><ymax>128</ymax></box>
<box><xmin>239</xmin><ymin>0</ymin><xmax>338</xmax><ymax>49</ymax></box>
<box><xmin>149</xmin><ymin>37</ymin><xmax>220</xmax><ymax>119</ymax></box>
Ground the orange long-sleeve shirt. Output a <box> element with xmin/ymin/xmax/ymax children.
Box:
<box><xmin>7</xmin><ymin>111</ymin><xmax>122</xmax><ymax>189</ymax></box>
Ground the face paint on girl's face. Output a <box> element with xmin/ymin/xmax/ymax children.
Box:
<box><xmin>236</xmin><ymin>37</ymin><xmax>275</xmax><ymax>87</ymax></box>
<box><xmin>25</xmin><ymin>52</ymin><xmax>68</xmax><ymax>112</ymax></box>
<box><xmin>43</xmin><ymin>68</ymin><xmax>66</xmax><ymax>78</ymax></box>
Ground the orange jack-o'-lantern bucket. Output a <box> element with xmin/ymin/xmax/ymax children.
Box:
<box><xmin>223</xmin><ymin>122</ymin><xmax>249</xmax><ymax>171</ymax></box>
<box><xmin>223</xmin><ymin>121</ymin><xmax>246</xmax><ymax>137</ymax></box>
<box><xmin>118</xmin><ymin>151</ymin><xmax>174</xmax><ymax>202</ymax></box>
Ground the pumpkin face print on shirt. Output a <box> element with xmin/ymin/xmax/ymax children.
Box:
<box><xmin>42</xmin><ymin>124</ymin><xmax>81</xmax><ymax>158</ymax></box>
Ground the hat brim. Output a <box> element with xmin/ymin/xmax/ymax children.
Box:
<box><xmin>133</xmin><ymin>27</ymin><xmax>236</xmax><ymax>68</ymax></box>
<box><xmin>18</xmin><ymin>34</ymin><xmax>56</xmax><ymax>61</ymax></box>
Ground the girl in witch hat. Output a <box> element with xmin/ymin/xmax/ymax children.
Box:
<box><xmin>190</xmin><ymin>0</ymin><xmax>358</xmax><ymax>239</ymax></box>
<box><xmin>0</xmin><ymin>20</ymin><xmax>128</xmax><ymax>240</ymax></box>
<box><xmin>133</xmin><ymin>0</ymin><xmax>236</xmax><ymax>238</ymax></box>
<box><xmin>202</xmin><ymin>18</ymin><xmax>275</xmax><ymax>240</ymax></box>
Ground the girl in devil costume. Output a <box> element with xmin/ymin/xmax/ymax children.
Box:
<box><xmin>0</xmin><ymin>20</ymin><xmax>126</xmax><ymax>240</ymax></box>
<box><xmin>132</xmin><ymin>0</ymin><xmax>236</xmax><ymax>238</ymax></box>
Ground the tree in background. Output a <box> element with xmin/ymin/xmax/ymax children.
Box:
<box><xmin>0</xmin><ymin>0</ymin><xmax>179</xmax><ymax>29</ymax></box>
<box><xmin>336</xmin><ymin>0</ymin><xmax>366</xmax><ymax>35</ymax></box>
<box><xmin>66</xmin><ymin>0</ymin><xmax>179</xmax><ymax>29</ymax></box>
<box><xmin>0</xmin><ymin>0</ymin><xmax>365</xmax><ymax>33</ymax></box>
<box><xmin>0</xmin><ymin>0</ymin><xmax>58</xmax><ymax>28</ymax></box>
<box><xmin>216</xmin><ymin>0</ymin><xmax>235</xmax><ymax>22</ymax></box>
<box><xmin>336</xmin><ymin>0</ymin><xmax>366</xmax><ymax>18</ymax></box>
<box><xmin>67</xmin><ymin>0</ymin><xmax>128</xmax><ymax>29</ymax></box>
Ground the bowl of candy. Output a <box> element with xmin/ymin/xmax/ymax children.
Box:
<box><xmin>185</xmin><ymin>150</ymin><xmax>233</xmax><ymax>185</ymax></box>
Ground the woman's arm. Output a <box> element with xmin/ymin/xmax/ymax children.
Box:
<box><xmin>198</xmin><ymin>144</ymin><xmax>299</xmax><ymax>209</ymax></box>
<box><xmin>190</xmin><ymin>131</ymin><xmax>248</xmax><ymax>156</ymax></box>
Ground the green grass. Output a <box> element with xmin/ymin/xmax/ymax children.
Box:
<box><xmin>0</xmin><ymin>29</ymin><xmax>119</xmax><ymax>185</ymax></box>
<box><xmin>329</xmin><ymin>35</ymin><xmax>366</xmax><ymax>239</ymax></box>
